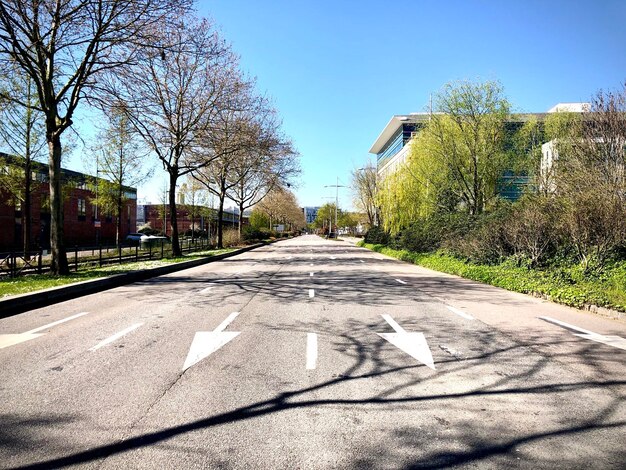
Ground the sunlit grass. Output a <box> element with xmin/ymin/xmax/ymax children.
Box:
<box><xmin>0</xmin><ymin>248</ymin><xmax>235</xmax><ymax>299</ymax></box>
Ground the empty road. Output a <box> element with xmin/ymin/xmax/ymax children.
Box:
<box><xmin>1</xmin><ymin>235</ymin><xmax>625</xmax><ymax>469</ymax></box>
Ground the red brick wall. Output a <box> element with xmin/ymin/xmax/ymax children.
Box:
<box><xmin>0</xmin><ymin>183</ymin><xmax>137</xmax><ymax>251</ymax></box>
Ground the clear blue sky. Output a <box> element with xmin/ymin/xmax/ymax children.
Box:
<box><xmin>129</xmin><ymin>0</ymin><xmax>626</xmax><ymax>208</ymax></box>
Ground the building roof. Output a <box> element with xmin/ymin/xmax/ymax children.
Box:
<box><xmin>368</xmin><ymin>114</ymin><xmax>431</xmax><ymax>154</ymax></box>
<box><xmin>369</xmin><ymin>111</ymin><xmax>557</xmax><ymax>155</ymax></box>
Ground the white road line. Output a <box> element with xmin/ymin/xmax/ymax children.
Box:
<box><xmin>310</xmin><ymin>263</ymin><xmax>314</xmax><ymax>266</ymax></box>
<box><xmin>309</xmin><ymin>289</ymin><xmax>315</xmax><ymax>298</ymax></box>
<box><xmin>306</xmin><ymin>333</ymin><xmax>318</xmax><ymax>369</ymax></box>
<box><xmin>214</xmin><ymin>311</ymin><xmax>241</xmax><ymax>333</ymax></box>
<box><xmin>381</xmin><ymin>314</ymin><xmax>405</xmax><ymax>333</ymax></box>
<box><xmin>539</xmin><ymin>316</ymin><xmax>626</xmax><ymax>351</ymax></box>
<box><xmin>538</xmin><ymin>316</ymin><xmax>596</xmax><ymax>335</ymax></box>
<box><xmin>25</xmin><ymin>311</ymin><xmax>90</xmax><ymax>335</ymax></box>
<box><xmin>199</xmin><ymin>286</ymin><xmax>214</xmax><ymax>294</ymax></box>
<box><xmin>89</xmin><ymin>323</ymin><xmax>143</xmax><ymax>351</ymax></box>
<box><xmin>310</xmin><ymin>272</ymin><xmax>314</xmax><ymax>277</ymax></box>
<box><xmin>446</xmin><ymin>306</ymin><xmax>474</xmax><ymax>320</ymax></box>
<box><xmin>395</xmin><ymin>279</ymin><xmax>407</xmax><ymax>285</ymax></box>
<box><xmin>360</xmin><ymin>260</ymin><xmax>365</xmax><ymax>263</ymax></box>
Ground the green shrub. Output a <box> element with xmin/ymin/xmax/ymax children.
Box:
<box><xmin>364</xmin><ymin>226</ymin><xmax>390</xmax><ymax>244</ymax></box>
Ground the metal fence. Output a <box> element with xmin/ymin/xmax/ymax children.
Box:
<box><xmin>0</xmin><ymin>237</ymin><xmax>214</xmax><ymax>278</ymax></box>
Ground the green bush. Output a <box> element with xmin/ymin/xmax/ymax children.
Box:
<box><xmin>364</xmin><ymin>226</ymin><xmax>390</xmax><ymax>244</ymax></box>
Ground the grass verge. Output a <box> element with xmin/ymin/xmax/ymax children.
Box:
<box><xmin>359</xmin><ymin>242</ymin><xmax>626</xmax><ymax>313</ymax></box>
<box><xmin>0</xmin><ymin>248</ymin><xmax>234</xmax><ymax>299</ymax></box>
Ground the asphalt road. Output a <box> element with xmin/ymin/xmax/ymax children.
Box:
<box><xmin>1</xmin><ymin>235</ymin><xmax>625</xmax><ymax>469</ymax></box>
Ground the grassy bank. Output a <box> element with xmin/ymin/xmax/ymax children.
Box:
<box><xmin>359</xmin><ymin>242</ymin><xmax>626</xmax><ymax>313</ymax></box>
<box><xmin>0</xmin><ymin>248</ymin><xmax>233</xmax><ymax>299</ymax></box>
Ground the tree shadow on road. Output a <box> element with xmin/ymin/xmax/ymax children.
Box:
<box><xmin>5</xmin><ymin>315</ymin><xmax>626</xmax><ymax>469</ymax></box>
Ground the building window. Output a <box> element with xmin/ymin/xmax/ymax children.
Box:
<box><xmin>78</xmin><ymin>198</ymin><xmax>86</xmax><ymax>221</ymax></box>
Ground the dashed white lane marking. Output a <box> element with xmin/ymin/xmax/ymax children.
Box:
<box><xmin>395</xmin><ymin>279</ymin><xmax>407</xmax><ymax>285</ymax></box>
<box><xmin>306</xmin><ymin>333</ymin><xmax>318</xmax><ymax>369</ymax></box>
<box><xmin>309</xmin><ymin>289</ymin><xmax>315</xmax><ymax>298</ymax></box>
<box><xmin>360</xmin><ymin>260</ymin><xmax>365</xmax><ymax>263</ymax></box>
<box><xmin>329</xmin><ymin>256</ymin><xmax>336</xmax><ymax>260</ymax></box>
<box><xmin>199</xmin><ymin>286</ymin><xmax>214</xmax><ymax>294</ymax></box>
<box><xmin>89</xmin><ymin>323</ymin><xmax>143</xmax><ymax>351</ymax></box>
<box><xmin>25</xmin><ymin>311</ymin><xmax>90</xmax><ymax>334</ymax></box>
<box><xmin>310</xmin><ymin>272</ymin><xmax>314</xmax><ymax>277</ymax></box>
<box><xmin>446</xmin><ymin>306</ymin><xmax>474</xmax><ymax>320</ymax></box>
<box><xmin>539</xmin><ymin>316</ymin><xmax>626</xmax><ymax>351</ymax></box>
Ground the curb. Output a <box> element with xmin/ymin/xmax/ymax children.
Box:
<box><xmin>0</xmin><ymin>242</ymin><xmax>267</xmax><ymax>319</ymax></box>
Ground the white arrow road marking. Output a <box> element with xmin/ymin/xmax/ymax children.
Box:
<box><xmin>0</xmin><ymin>311</ymin><xmax>89</xmax><ymax>350</ymax></box>
<box><xmin>309</xmin><ymin>289</ymin><xmax>315</xmax><ymax>298</ymax></box>
<box><xmin>377</xmin><ymin>314</ymin><xmax>436</xmax><ymax>370</ymax></box>
<box><xmin>306</xmin><ymin>333</ymin><xmax>318</xmax><ymax>369</ymax></box>
<box><xmin>395</xmin><ymin>279</ymin><xmax>407</xmax><ymax>285</ymax></box>
<box><xmin>183</xmin><ymin>311</ymin><xmax>241</xmax><ymax>371</ymax></box>
<box><xmin>446</xmin><ymin>306</ymin><xmax>474</xmax><ymax>320</ymax></box>
<box><xmin>89</xmin><ymin>323</ymin><xmax>143</xmax><ymax>351</ymax></box>
<box><xmin>539</xmin><ymin>316</ymin><xmax>626</xmax><ymax>351</ymax></box>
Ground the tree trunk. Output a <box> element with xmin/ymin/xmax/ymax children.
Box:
<box><xmin>169</xmin><ymin>174</ymin><xmax>181</xmax><ymax>256</ymax></box>
<box><xmin>116</xmin><ymin>185</ymin><xmax>123</xmax><ymax>246</ymax></box>
<box><xmin>238</xmin><ymin>202</ymin><xmax>244</xmax><ymax>235</ymax></box>
<box><xmin>23</xmin><ymin>153</ymin><xmax>31</xmax><ymax>259</ymax></box>
<box><xmin>217</xmin><ymin>195</ymin><xmax>225</xmax><ymax>249</ymax></box>
<box><xmin>48</xmin><ymin>135</ymin><xmax>68</xmax><ymax>274</ymax></box>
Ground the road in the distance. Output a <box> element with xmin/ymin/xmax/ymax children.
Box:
<box><xmin>1</xmin><ymin>235</ymin><xmax>625</xmax><ymax>469</ymax></box>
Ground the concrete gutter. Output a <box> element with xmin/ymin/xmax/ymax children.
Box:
<box><xmin>0</xmin><ymin>242</ymin><xmax>266</xmax><ymax>320</ymax></box>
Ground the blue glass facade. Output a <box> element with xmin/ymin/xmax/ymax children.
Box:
<box><xmin>376</xmin><ymin>124</ymin><xmax>418</xmax><ymax>169</ymax></box>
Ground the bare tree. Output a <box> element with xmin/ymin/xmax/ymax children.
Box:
<box><xmin>255</xmin><ymin>186</ymin><xmax>304</xmax><ymax>232</ymax></box>
<box><xmin>193</xmin><ymin>92</ymin><xmax>256</xmax><ymax>248</ymax></box>
<box><xmin>107</xmin><ymin>15</ymin><xmax>239</xmax><ymax>256</ymax></box>
<box><xmin>226</xmin><ymin>106</ymin><xmax>299</xmax><ymax>235</ymax></box>
<box><xmin>351</xmin><ymin>163</ymin><xmax>377</xmax><ymax>228</ymax></box>
<box><xmin>554</xmin><ymin>83</ymin><xmax>626</xmax><ymax>269</ymax></box>
<box><xmin>0</xmin><ymin>0</ymin><xmax>191</xmax><ymax>273</ymax></box>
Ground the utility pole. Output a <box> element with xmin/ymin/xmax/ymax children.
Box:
<box><xmin>325</xmin><ymin>176</ymin><xmax>346</xmax><ymax>237</ymax></box>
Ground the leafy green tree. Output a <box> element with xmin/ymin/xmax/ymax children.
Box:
<box><xmin>0</xmin><ymin>63</ymin><xmax>46</xmax><ymax>256</ymax></box>
<box><xmin>426</xmin><ymin>80</ymin><xmax>512</xmax><ymax>215</ymax></box>
<box><xmin>88</xmin><ymin>107</ymin><xmax>151</xmax><ymax>245</ymax></box>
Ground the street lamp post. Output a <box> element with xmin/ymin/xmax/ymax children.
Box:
<box><xmin>325</xmin><ymin>176</ymin><xmax>346</xmax><ymax>237</ymax></box>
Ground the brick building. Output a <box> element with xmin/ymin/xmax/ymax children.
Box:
<box><xmin>0</xmin><ymin>154</ymin><xmax>136</xmax><ymax>251</ymax></box>
<box><xmin>137</xmin><ymin>204</ymin><xmax>245</xmax><ymax>236</ymax></box>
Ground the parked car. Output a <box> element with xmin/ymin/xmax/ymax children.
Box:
<box><xmin>125</xmin><ymin>233</ymin><xmax>149</xmax><ymax>245</ymax></box>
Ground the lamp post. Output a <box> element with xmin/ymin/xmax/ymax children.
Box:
<box><xmin>324</xmin><ymin>176</ymin><xmax>346</xmax><ymax>237</ymax></box>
